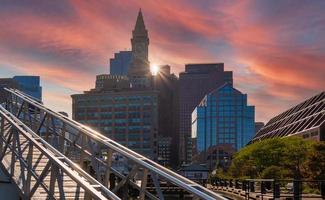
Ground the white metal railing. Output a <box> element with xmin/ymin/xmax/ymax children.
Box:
<box><xmin>0</xmin><ymin>105</ymin><xmax>120</xmax><ymax>200</ymax></box>
<box><xmin>3</xmin><ymin>88</ymin><xmax>226</xmax><ymax>200</ymax></box>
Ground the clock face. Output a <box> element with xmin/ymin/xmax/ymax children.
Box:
<box><xmin>136</xmin><ymin>44</ymin><xmax>144</xmax><ymax>52</ymax></box>
<box><xmin>134</xmin><ymin>43</ymin><xmax>146</xmax><ymax>59</ymax></box>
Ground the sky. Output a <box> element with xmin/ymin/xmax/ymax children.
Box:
<box><xmin>0</xmin><ymin>0</ymin><xmax>324</xmax><ymax>123</ymax></box>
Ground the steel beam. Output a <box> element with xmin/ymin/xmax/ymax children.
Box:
<box><xmin>3</xmin><ymin>88</ymin><xmax>226</xmax><ymax>200</ymax></box>
<box><xmin>0</xmin><ymin>105</ymin><xmax>120</xmax><ymax>200</ymax></box>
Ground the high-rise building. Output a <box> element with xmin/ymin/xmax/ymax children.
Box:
<box><xmin>72</xmin><ymin>10</ymin><xmax>159</xmax><ymax>160</ymax></box>
<box><xmin>191</xmin><ymin>83</ymin><xmax>255</xmax><ymax>170</ymax></box>
<box><xmin>251</xmin><ymin>91</ymin><xmax>325</xmax><ymax>143</ymax></box>
<box><xmin>72</xmin><ymin>10</ymin><xmax>180</xmax><ymax>166</ymax></box>
<box><xmin>179</xmin><ymin>63</ymin><xmax>233</xmax><ymax>164</ymax></box>
<box><xmin>71</xmin><ymin>75</ymin><xmax>158</xmax><ymax>160</ymax></box>
<box><xmin>154</xmin><ymin>65</ymin><xmax>179</xmax><ymax>167</ymax></box>
<box><xmin>157</xmin><ymin>136</ymin><xmax>172</xmax><ymax>166</ymax></box>
<box><xmin>13</xmin><ymin>76</ymin><xmax>42</xmax><ymax>100</ymax></box>
<box><xmin>95</xmin><ymin>74</ymin><xmax>130</xmax><ymax>91</ymax></box>
<box><xmin>1</xmin><ymin>76</ymin><xmax>42</xmax><ymax>102</ymax></box>
<box><xmin>109</xmin><ymin>51</ymin><xmax>132</xmax><ymax>75</ymax></box>
<box><xmin>255</xmin><ymin>122</ymin><xmax>265</xmax><ymax>134</ymax></box>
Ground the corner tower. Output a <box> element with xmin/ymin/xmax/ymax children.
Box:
<box><xmin>128</xmin><ymin>9</ymin><xmax>150</xmax><ymax>77</ymax></box>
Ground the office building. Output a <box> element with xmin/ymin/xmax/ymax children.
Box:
<box><xmin>13</xmin><ymin>76</ymin><xmax>42</xmax><ymax>100</ymax></box>
<box><xmin>157</xmin><ymin>136</ymin><xmax>172</xmax><ymax>166</ymax></box>
<box><xmin>109</xmin><ymin>51</ymin><xmax>132</xmax><ymax>75</ymax></box>
<box><xmin>251</xmin><ymin>91</ymin><xmax>325</xmax><ymax>143</ymax></box>
<box><xmin>71</xmin><ymin>78</ymin><xmax>158</xmax><ymax>159</ymax></box>
<box><xmin>72</xmin><ymin>10</ymin><xmax>182</xmax><ymax>164</ymax></box>
<box><xmin>191</xmin><ymin>83</ymin><xmax>255</xmax><ymax>169</ymax></box>
<box><xmin>179</xmin><ymin>63</ymin><xmax>233</xmax><ymax>164</ymax></box>
<box><xmin>95</xmin><ymin>74</ymin><xmax>130</xmax><ymax>91</ymax></box>
<box><xmin>255</xmin><ymin>122</ymin><xmax>264</xmax><ymax>134</ymax></box>
<box><xmin>1</xmin><ymin>76</ymin><xmax>42</xmax><ymax>102</ymax></box>
<box><xmin>154</xmin><ymin>65</ymin><xmax>179</xmax><ymax>167</ymax></box>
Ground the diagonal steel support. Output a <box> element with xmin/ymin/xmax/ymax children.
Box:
<box><xmin>10</xmin><ymin>130</ymin><xmax>17</xmax><ymax>176</ymax></box>
<box><xmin>29</xmin><ymin>161</ymin><xmax>52</xmax><ymax>198</ymax></box>
<box><xmin>3</xmin><ymin>88</ymin><xmax>227</xmax><ymax>200</ymax></box>
<box><xmin>104</xmin><ymin>148</ymin><xmax>113</xmax><ymax>187</ymax></box>
<box><xmin>0</xmin><ymin>118</ymin><xmax>4</xmax><ymax>153</ymax></box>
<box><xmin>56</xmin><ymin>169</ymin><xmax>66</xmax><ymax>200</ymax></box>
<box><xmin>24</xmin><ymin>143</ymin><xmax>33</xmax><ymax>196</ymax></box>
<box><xmin>15</xmin><ymin>132</ymin><xmax>26</xmax><ymax>185</ymax></box>
<box><xmin>49</xmin><ymin>162</ymin><xmax>63</xmax><ymax>199</ymax></box>
<box><xmin>0</xmin><ymin>105</ymin><xmax>120</xmax><ymax>200</ymax></box>
<box><xmin>0</xmin><ymin>128</ymin><xmax>13</xmax><ymax>161</ymax></box>
<box><xmin>150</xmin><ymin>171</ymin><xmax>164</xmax><ymax>200</ymax></box>
<box><xmin>113</xmin><ymin>165</ymin><xmax>139</xmax><ymax>194</ymax></box>
<box><xmin>16</xmin><ymin>101</ymin><xmax>25</xmax><ymax>118</ymax></box>
<box><xmin>36</xmin><ymin>112</ymin><xmax>47</xmax><ymax>135</ymax></box>
<box><xmin>139</xmin><ymin>168</ymin><xmax>149</xmax><ymax>200</ymax></box>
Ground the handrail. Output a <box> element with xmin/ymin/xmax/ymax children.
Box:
<box><xmin>0</xmin><ymin>105</ymin><xmax>120</xmax><ymax>200</ymax></box>
<box><xmin>4</xmin><ymin>87</ymin><xmax>226</xmax><ymax>200</ymax></box>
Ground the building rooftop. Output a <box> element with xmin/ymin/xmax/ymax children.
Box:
<box><xmin>182</xmin><ymin>63</ymin><xmax>225</xmax><ymax>74</ymax></box>
<box><xmin>251</xmin><ymin>91</ymin><xmax>325</xmax><ymax>142</ymax></box>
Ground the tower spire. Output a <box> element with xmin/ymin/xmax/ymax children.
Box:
<box><xmin>128</xmin><ymin>8</ymin><xmax>150</xmax><ymax>80</ymax></box>
<box><xmin>134</xmin><ymin>8</ymin><xmax>146</xmax><ymax>32</ymax></box>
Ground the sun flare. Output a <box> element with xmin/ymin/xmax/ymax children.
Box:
<box><xmin>151</xmin><ymin>64</ymin><xmax>159</xmax><ymax>75</ymax></box>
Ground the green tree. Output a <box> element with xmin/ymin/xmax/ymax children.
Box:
<box><xmin>303</xmin><ymin>142</ymin><xmax>325</xmax><ymax>180</ymax></box>
<box><xmin>226</xmin><ymin>137</ymin><xmax>316</xmax><ymax>179</ymax></box>
<box><xmin>261</xmin><ymin>165</ymin><xmax>290</xmax><ymax>179</ymax></box>
<box><xmin>281</xmin><ymin>137</ymin><xmax>313</xmax><ymax>179</ymax></box>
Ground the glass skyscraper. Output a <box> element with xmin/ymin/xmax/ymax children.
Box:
<box><xmin>179</xmin><ymin>63</ymin><xmax>233</xmax><ymax>164</ymax></box>
<box><xmin>109</xmin><ymin>51</ymin><xmax>132</xmax><ymax>75</ymax></box>
<box><xmin>191</xmin><ymin>83</ymin><xmax>254</xmax><ymax>169</ymax></box>
<box><xmin>12</xmin><ymin>76</ymin><xmax>42</xmax><ymax>100</ymax></box>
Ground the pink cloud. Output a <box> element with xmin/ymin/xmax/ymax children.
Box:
<box><xmin>0</xmin><ymin>0</ymin><xmax>324</xmax><ymax>122</ymax></box>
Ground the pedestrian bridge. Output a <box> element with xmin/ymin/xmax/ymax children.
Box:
<box><xmin>0</xmin><ymin>88</ymin><xmax>225</xmax><ymax>200</ymax></box>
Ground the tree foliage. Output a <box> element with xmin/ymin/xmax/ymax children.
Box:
<box><xmin>214</xmin><ymin>137</ymin><xmax>324</xmax><ymax>180</ymax></box>
<box><xmin>303</xmin><ymin>142</ymin><xmax>325</xmax><ymax>180</ymax></box>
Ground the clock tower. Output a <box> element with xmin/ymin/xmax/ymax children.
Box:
<box><xmin>128</xmin><ymin>9</ymin><xmax>151</xmax><ymax>77</ymax></box>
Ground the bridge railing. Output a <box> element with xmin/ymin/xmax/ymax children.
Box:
<box><xmin>3</xmin><ymin>88</ymin><xmax>225</xmax><ymax>200</ymax></box>
<box><xmin>210</xmin><ymin>178</ymin><xmax>325</xmax><ymax>199</ymax></box>
<box><xmin>0</xmin><ymin>105</ymin><xmax>120</xmax><ymax>200</ymax></box>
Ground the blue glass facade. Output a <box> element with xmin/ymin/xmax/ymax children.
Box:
<box><xmin>179</xmin><ymin>63</ymin><xmax>233</xmax><ymax>164</ymax></box>
<box><xmin>13</xmin><ymin>76</ymin><xmax>42</xmax><ymax>100</ymax></box>
<box><xmin>109</xmin><ymin>51</ymin><xmax>132</xmax><ymax>75</ymax></box>
<box><xmin>192</xmin><ymin>83</ymin><xmax>254</xmax><ymax>165</ymax></box>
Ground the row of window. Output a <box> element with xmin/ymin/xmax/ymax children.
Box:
<box><xmin>76</xmin><ymin>95</ymin><xmax>156</xmax><ymax>102</ymax></box>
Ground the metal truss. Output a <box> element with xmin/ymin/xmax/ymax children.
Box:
<box><xmin>3</xmin><ymin>88</ymin><xmax>226</xmax><ymax>200</ymax></box>
<box><xmin>0</xmin><ymin>106</ymin><xmax>120</xmax><ymax>200</ymax></box>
